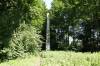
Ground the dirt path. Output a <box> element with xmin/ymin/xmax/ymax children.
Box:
<box><xmin>34</xmin><ymin>57</ymin><xmax>41</xmax><ymax>66</ymax></box>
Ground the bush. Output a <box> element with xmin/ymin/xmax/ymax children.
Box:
<box><xmin>1</xmin><ymin>23</ymin><xmax>42</xmax><ymax>60</ymax></box>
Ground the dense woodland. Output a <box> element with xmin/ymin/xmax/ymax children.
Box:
<box><xmin>0</xmin><ymin>0</ymin><xmax>100</xmax><ymax>62</ymax></box>
<box><xmin>50</xmin><ymin>0</ymin><xmax>100</xmax><ymax>52</ymax></box>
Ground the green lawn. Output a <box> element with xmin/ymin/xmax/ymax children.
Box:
<box><xmin>41</xmin><ymin>51</ymin><xmax>100</xmax><ymax>66</ymax></box>
<box><xmin>0</xmin><ymin>55</ymin><xmax>39</xmax><ymax>66</ymax></box>
<box><xmin>1</xmin><ymin>51</ymin><xmax>100</xmax><ymax>66</ymax></box>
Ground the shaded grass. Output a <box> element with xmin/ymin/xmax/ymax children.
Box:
<box><xmin>41</xmin><ymin>51</ymin><xmax>100</xmax><ymax>66</ymax></box>
<box><xmin>0</xmin><ymin>55</ymin><xmax>39</xmax><ymax>66</ymax></box>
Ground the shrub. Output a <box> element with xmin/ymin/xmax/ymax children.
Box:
<box><xmin>1</xmin><ymin>23</ymin><xmax>42</xmax><ymax>60</ymax></box>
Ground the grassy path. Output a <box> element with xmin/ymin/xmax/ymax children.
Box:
<box><xmin>34</xmin><ymin>57</ymin><xmax>41</xmax><ymax>66</ymax></box>
<box><xmin>0</xmin><ymin>55</ymin><xmax>40</xmax><ymax>66</ymax></box>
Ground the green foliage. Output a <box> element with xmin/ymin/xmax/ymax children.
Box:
<box><xmin>41</xmin><ymin>51</ymin><xmax>100</xmax><ymax>66</ymax></box>
<box><xmin>0</xmin><ymin>0</ymin><xmax>46</xmax><ymax>61</ymax></box>
<box><xmin>7</xmin><ymin>23</ymin><xmax>42</xmax><ymax>59</ymax></box>
<box><xmin>31</xmin><ymin>0</ymin><xmax>46</xmax><ymax>30</ymax></box>
<box><xmin>0</xmin><ymin>23</ymin><xmax>42</xmax><ymax>60</ymax></box>
<box><xmin>50</xmin><ymin>0</ymin><xmax>100</xmax><ymax>51</ymax></box>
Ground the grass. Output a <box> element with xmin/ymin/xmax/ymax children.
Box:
<box><xmin>41</xmin><ymin>51</ymin><xmax>100</xmax><ymax>66</ymax></box>
<box><xmin>0</xmin><ymin>55</ymin><xmax>39</xmax><ymax>66</ymax></box>
<box><xmin>1</xmin><ymin>51</ymin><xmax>100</xmax><ymax>66</ymax></box>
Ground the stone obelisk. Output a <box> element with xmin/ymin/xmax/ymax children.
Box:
<box><xmin>46</xmin><ymin>13</ymin><xmax>50</xmax><ymax>51</ymax></box>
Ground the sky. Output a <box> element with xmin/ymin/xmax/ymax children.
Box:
<box><xmin>43</xmin><ymin>0</ymin><xmax>53</xmax><ymax>9</ymax></box>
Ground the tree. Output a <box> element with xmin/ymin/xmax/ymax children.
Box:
<box><xmin>50</xmin><ymin>0</ymin><xmax>100</xmax><ymax>51</ymax></box>
<box><xmin>0</xmin><ymin>0</ymin><xmax>46</xmax><ymax>61</ymax></box>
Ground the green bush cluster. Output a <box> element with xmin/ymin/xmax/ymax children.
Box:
<box><xmin>0</xmin><ymin>23</ymin><xmax>42</xmax><ymax>61</ymax></box>
<box><xmin>0</xmin><ymin>0</ymin><xmax>46</xmax><ymax>61</ymax></box>
<box><xmin>8</xmin><ymin>23</ymin><xmax>42</xmax><ymax>59</ymax></box>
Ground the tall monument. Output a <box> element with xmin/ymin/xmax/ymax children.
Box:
<box><xmin>46</xmin><ymin>13</ymin><xmax>50</xmax><ymax>51</ymax></box>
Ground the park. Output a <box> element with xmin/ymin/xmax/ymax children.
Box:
<box><xmin>0</xmin><ymin>0</ymin><xmax>100</xmax><ymax>66</ymax></box>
